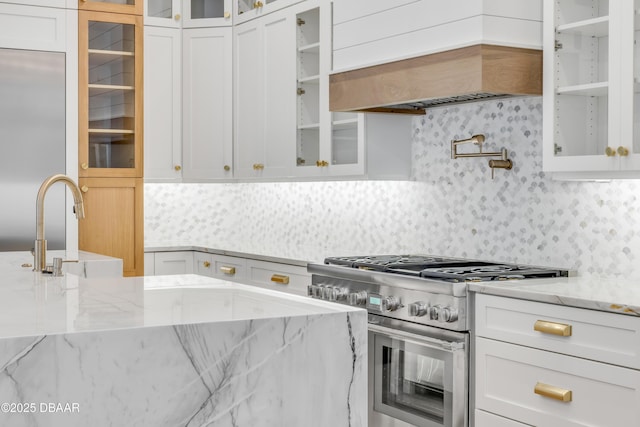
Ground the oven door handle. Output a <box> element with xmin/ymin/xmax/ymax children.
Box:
<box><xmin>368</xmin><ymin>322</ymin><xmax>465</xmax><ymax>353</ymax></box>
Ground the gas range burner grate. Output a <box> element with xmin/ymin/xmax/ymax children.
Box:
<box><xmin>325</xmin><ymin>255</ymin><xmax>457</xmax><ymax>271</ymax></box>
<box><xmin>419</xmin><ymin>265</ymin><xmax>566</xmax><ymax>282</ymax></box>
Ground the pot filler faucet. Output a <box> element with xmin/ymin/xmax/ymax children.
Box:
<box><xmin>34</xmin><ymin>174</ymin><xmax>85</xmax><ymax>273</ymax></box>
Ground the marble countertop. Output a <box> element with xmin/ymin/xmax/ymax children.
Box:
<box><xmin>0</xmin><ymin>265</ymin><xmax>362</xmax><ymax>339</ymax></box>
<box><xmin>0</xmin><ymin>250</ymin><xmax>123</xmax><ymax>278</ymax></box>
<box><xmin>469</xmin><ymin>275</ymin><xmax>640</xmax><ymax>316</ymax></box>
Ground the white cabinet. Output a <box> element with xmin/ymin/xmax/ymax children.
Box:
<box><xmin>543</xmin><ymin>0</ymin><xmax>640</xmax><ymax>175</ymax></box>
<box><xmin>244</xmin><ymin>259</ymin><xmax>310</xmax><ymax>296</ymax></box>
<box><xmin>474</xmin><ymin>293</ymin><xmax>640</xmax><ymax>427</ymax></box>
<box><xmin>182</xmin><ymin>27</ymin><xmax>233</xmax><ymax>180</ymax></box>
<box><xmin>234</xmin><ymin>5</ymin><xmax>296</xmax><ymax>178</ymax></box>
<box><xmin>153</xmin><ymin>251</ymin><xmax>195</xmax><ymax>275</ymax></box>
<box><xmin>193</xmin><ymin>252</ymin><xmax>246</xmax><ymax>280</ymax></box>
<box><xmin>145</xmin><ymin>0</ymin><xmax>232</xmax><ymax>27</ymax></box>
<box><xmin>235</xmin><ymin>0</ymin><xmax>304</xmax><ymax>25</ymax></box>
<box><xmin>144</xmin><ymin>26</ymin><xmax>182</xmax><ymax>181</ymax></box>
<box><xmin>0</xmin><ymin>3</ymin><xmax>68</xmax><ymax>52</ymax></box>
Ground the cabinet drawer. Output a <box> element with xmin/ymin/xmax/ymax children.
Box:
<box><xmin>475</xmin><ymin>409</ymin><xmax>530</xmax><ymax>427</ymax></box>
<box><xmin>153</xmin><ymin>251</ymin><xmax>194</xmax><ymax>275</ymax></box>
<box><xmin>245</xmin><ymin>260</ymin><xmax>310</xmax><ymax>296</ymax></box>
<box><xmin>475</xmin><ymin>337</ymin><xmax>640</xmax><ymax>427</ymax></box>
<box><xmin>194</xmin><ymin>252</ymin><xmax>246</xmax><ymax>281</ymax></box>
<box><xmin>475</xmin><ymin>294</ymin><xmax>640</xmax><ymax>369</ymax></box>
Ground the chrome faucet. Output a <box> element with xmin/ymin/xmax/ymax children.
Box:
<box><xmin>34</xmin><ymin>174</ymin><xmax>85</xmax><ymax>273</ymax></box>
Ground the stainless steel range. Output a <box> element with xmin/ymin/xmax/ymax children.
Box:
<box><xmin>307</xmin><ymin>255</ymin><xmax>568</xmax><ymax>427</ymax></box>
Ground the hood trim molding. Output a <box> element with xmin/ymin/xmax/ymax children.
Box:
<box><xmin>329</xmin><ymin>44</ymin><xmax>542</xmax><ymax>114</ymax></box>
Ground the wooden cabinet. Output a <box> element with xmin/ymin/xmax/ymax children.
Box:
<box><xmin>79</xmin><ymin>10</ymin><xmax>144</xmax><ymax>178</ymax></box>
<box><xmin>182</xmin><ymin>27</ymin><xmax>234</xmax><ymax>180</ymax></box>
<box><xmin>79</xmin><ymin>9</ymin><xmax>145</xmax><ymax>276</ymax></box>
<box><xmin>78</xmin><ymin>178</ymin><xmax>144</xmax><ymax>277</ymax></box>
<box><xmin>474</xmin><ymin>293</ymin><xmax>640</xmax><ymax>426</ymax></box>
<box><xmin>543</xmin><ymin>0</ymin><xmax>640</xmax><ymax>176</ymax></box>
<box><xmin>79</xmin><ymin>0</ymin><xmax>143</xmax><ymax>15</ymax></box>
<box><xmin>234</xmin><ymin>5</ymin><xmax>296</xmax><ymax>178</ymax></box>
<box><xmin>145</xmin><ymin>0</ymin><xmax>232</xmax><ymax>28</ymax></box>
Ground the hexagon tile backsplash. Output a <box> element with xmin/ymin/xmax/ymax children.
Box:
<box><xmin>145</xmin><ymin>97</ymin><xmax>640</xmax><ymax>278</ymax></box>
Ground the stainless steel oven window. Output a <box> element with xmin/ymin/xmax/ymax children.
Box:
<box><xmin>369</xmin><ymin>322</ymin><xmax>468</xmax><ymax>427</ymax></box>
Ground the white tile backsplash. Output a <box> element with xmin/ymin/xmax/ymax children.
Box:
<box><xmin>145</xmin><ymin>97</ymin><xmax>640</xmax><ymax>278</ymax></box>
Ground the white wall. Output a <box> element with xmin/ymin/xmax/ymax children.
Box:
<box><xmin>145</xmin><ymin>97</ymin><xmax>640</xmax><ymax>278</ymax></box>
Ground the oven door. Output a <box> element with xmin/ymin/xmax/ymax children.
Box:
<box><xmin>368</xmin><ymin>315</ymin><xmax>468</xmax><ymax>427</ymax></box>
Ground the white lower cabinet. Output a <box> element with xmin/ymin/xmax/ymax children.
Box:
<box><xmin>153</xmin><ymin>251</ymin><xmax>195</xmax><ymax>275</ymax></box>
<box><xmin>193</xmin><ymin>252</ymin><xmax>246</xmax><ymax>280</ymax></box>
<box><xmin>475</xmin><ymin>409</ymin><xmax>530</xmax><ymax>427</ymax></box>
<box><xmin>474</xmin><ymin>294</ymin><xmax>640</xmax><ymax>427</ymax></box>
<box><xmin>244</xmin><ymin>259</ymin><xmax>310</xmax><ymax>296</ymax></box>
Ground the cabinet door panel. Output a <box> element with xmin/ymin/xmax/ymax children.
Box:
<box><xmin>78</xmin><ymin>178</ymin><xmax>143</xmax><ymax>276</ymax></box>
<box><xmin>154</xmin><ymin>252</ymin><xmax>194</xmax><ymax>275</ymax></box>
<box><xmin>0</xmin><ymin>3</ymin><xmax>67</xmax><ymax>52</ymax></box>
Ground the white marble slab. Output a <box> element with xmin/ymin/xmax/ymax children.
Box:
<box><xmin>0</xmin><ymin>274</ymin><xmax>367</xmax><ymax>426</ymax></box>
<box><xmin>0</xmin><ymin>250</ymin><xmax>123</xmax><ymax>278</ymax></box>
<box><xmin>469</xmin><ymin>275</ymin><xmax>640</xmax><ymax>316</ymax></box>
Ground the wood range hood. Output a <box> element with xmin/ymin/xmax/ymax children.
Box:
<box><xmin>329</xmin><ymin>44</ymin><xmax>542</xmax><ymax>115</ymax></box>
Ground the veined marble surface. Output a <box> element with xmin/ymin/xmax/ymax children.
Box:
<box><xmin>469</xmin><ymin>276</ymin><xmax>640</xmax><ymax>316</ymax></box>
<box><xmin>0</xmin><ymin>274</ymin><xmax>367</xmax><ymax>426</ymax></box>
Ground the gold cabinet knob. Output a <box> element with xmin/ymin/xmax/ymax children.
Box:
<box><xmin>203</xmin><ymin>261</ymin><xmax>211</xmax><ymax>268</ymax></box>
<box><xmin>81</xmin><ymin>185</ymin><xmax>88</xmax><ymax>193</ymax></box>
<box><xmin>174</xmin><ymin>14</ymin><xmax>181</xmax><ymax>21</ymax></box>
<box><xmin>80</xmin><ymin>162</ymin><xmax>89</xmax><ymax>170</ymax></box>
<box><xmin>174</xmin><ymin>165</ymin><xmax>182</xmax><ymax>171</ymax></box>
<box><xmin>224</xmin><ymin>165</ymin><xmax>231</xmax><ymax>171</ymax></box>
<box><xmin>316</xmin><ymin>160</ymin><xmax>329</xmax><ymax>167</ymax></box>
<box><xmin>224</xmin><ymin>11</ymin><xmax>230</xmax><ymax>18</ymax></box>
<box><xmin>605</xmin><ymin>146</ymin><xmax>616</xmax><ymax>157</ymax></box>
<box><xmin>253</xmin><ymin>163</ymin><xmax>264</xmax><ymax>170</ymax></box>
<box><xmin>253</xmin><ymin>1</ymin><xmax>263</xmax><ymax>8</ymax></box>
<box><xmin>617</xmin><ymin>146</ymin><xmax>629</xmax><ymax>157</ymax></box>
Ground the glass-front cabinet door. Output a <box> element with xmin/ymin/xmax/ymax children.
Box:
<box><xmin>145</xmin><ymin>0</ymin><xmax>181</xmax><ymax>27</ymax></box>
<box><xmin>79</xmin><ymin>0</ymin><xmax>143</xmax><ymax>15</ymax></box>
<box><xmin>625</xmin><ymin>0</ymin><xmax>640</xmax><ymax>169</ymax></box>
<box><xmin>79</xmin><ymin>11</ymin><xmax>143</xmax><ymax>178</ymax></box>
<box><xmin>184</xmin><ymin>0</ymin><xmax>232</xmax><ymax>27</ymax></box>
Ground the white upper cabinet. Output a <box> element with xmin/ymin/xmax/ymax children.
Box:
<box><xmin>234</xmin><ymin>6</ymin><xmax>296</xmax><ymax>178</ymax></box>
<box><xmin>234</xmin><ymin>0</ymin><xmax>304</xmax><ymax>25</ymax></box>
<box><xmin>145</xmin><ymin>0</ymin><xmax>232</xmax><ymax>27</ymax></box>
<box><xmin>0</xmin><ymin>3</ymin><xmax>68</xmax><ymax>52</ymax></box>
<box><xmin>543</xmin><ymin>0</ymin><xmax>640</xmax><ymax>176</ymax></box>
<box><xmin>332</xmin><ymin>0</ymin><xmax>543</xmax><ymax>71</ymax></box>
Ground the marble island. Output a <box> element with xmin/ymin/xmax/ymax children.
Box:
<box><xmin>0</xmin><ymin>270</ymin><xmax>367</xmax><ymax>427</ymax></box>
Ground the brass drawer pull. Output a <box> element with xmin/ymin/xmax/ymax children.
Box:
<box><xmin>534</xmin><ymin>382</ymin><xmax>572</xmax><ymax>402</ymax></box>
<box><xmin>534</xmin><ymin>320</ymin><xmax>572</xmax><ymax>337</ymax></box>
<box><xmin>203</xmin><ymin>261</ymin><xmax>211</xmax><ymax>268</ymax></box>
<box><xmin>271</xmin><ymin>274</ymin><xmax>289</xmax><ymax>284</ymax></box>
<box><xmin>220</xmin><ymin>266</ymin><xmax>236</xmax><ymax>275</ymax></box>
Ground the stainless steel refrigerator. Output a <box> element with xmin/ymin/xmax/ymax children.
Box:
<box><xmin>0</xmin><ymin>47</ymin><xmax>66</xmax><ymax>251</ymax></box>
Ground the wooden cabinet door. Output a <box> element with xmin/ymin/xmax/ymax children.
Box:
<box><xmin>78</xmin><ymin>177</ymin><xmax>143</xmax><ymax>277</ymax></box>
<box><xmin>79</xmin><ymin>0</ymin><xmax>143</xmax><ymax>15</ymax></box>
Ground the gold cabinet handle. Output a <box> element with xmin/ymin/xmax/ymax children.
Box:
<box><xmin>534</xmin><ymin>320</ymin><xmax>572</xmax><ymax>337</ymax></box>
<box><xmin>253</xmin><ymin>163</ymin><xmax>264</xmax><ymax>170</ymax></box>
<box><xmin>534</xmin><ymin>382</ymin><xmax>572</xmax><ymax>402</ymax></box>
<box><xmin>605</xmin><ymin>146</ymin><xmax>616</xmax><ymax>157</ymax></box>
<box><xmin>80</xmin><ymin>185</ymin><xmax>89</xmax><ymax>193</ymax></box>
<box><xmin>224</xmin><ymin>165</ymin><xmax>231</xmax><ymax>171</ymax></box>
<box><xmin>174</xmin><ymin>14</ymin><xmax>181</xmax><ymax>21</ymax></box>
<box><xmin>316</xmin><ymin>160</ymin><xmax>329</xmax><ymax>167</ymax></box>
<box><xmin>81</xmin><ymin>163</ymin><xmax>89</xmax><ymax>170</ymax></box>
<box><xmin>618</xmin><ymin>146</ymin><xmax>629</xmax><ymax>157</ymax></box>
<box><xmin>224</xmin><ymin>11</ymin><xmax>230</xmax><ymax>18</ymax></box>
<box><xmin>220</xmin><ymin>266</ymin><xmax>236</xmax><ymax>275</ymax></box>
<box><xmin>271</xmin><ymin>274</ymin><xmax>290</xmax><ymax>284</ymax></box>
<box><xmin>174</xmin><ymin>165</ymin><xmax>182</xmax><ymax>171</ymax></box>
<box><xmin>203</xmin><ymin>261</ymin><xmax>211</xmax><ymax>268</ymax></box>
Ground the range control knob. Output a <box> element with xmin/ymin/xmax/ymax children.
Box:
<box><xmin>436</xmin><ymin>306</ymin><xmax>459</xmax><ymax>323</ymax></box>
<box><xmin>408</xmin><ymin>301</ymin><xmax>429</xmax><ymax>317</ymax></box>
<box><xmin>348</xmin><ymin>291</ymin><xmax>367</xmax><ymax>306</ymax></box>
<box><xmin>330</xmin><ymin>287</ymin><xmax>348</xmax><ymax>301</ymax></box>
<box><xmin>381</xmin><ymin>296</ymin><xmax>401</xmax><ymax>312</ymax></box>
<box><xmin>321</xmin><ymin>286</ymin><xmax>334</xmax><ymax>300</ymax></box>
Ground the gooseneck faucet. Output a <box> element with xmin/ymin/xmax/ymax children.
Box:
<box><xmin>34</xmin><ymin>174</ymin><xmax>85</xmax><ymax>273</ymax></box>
